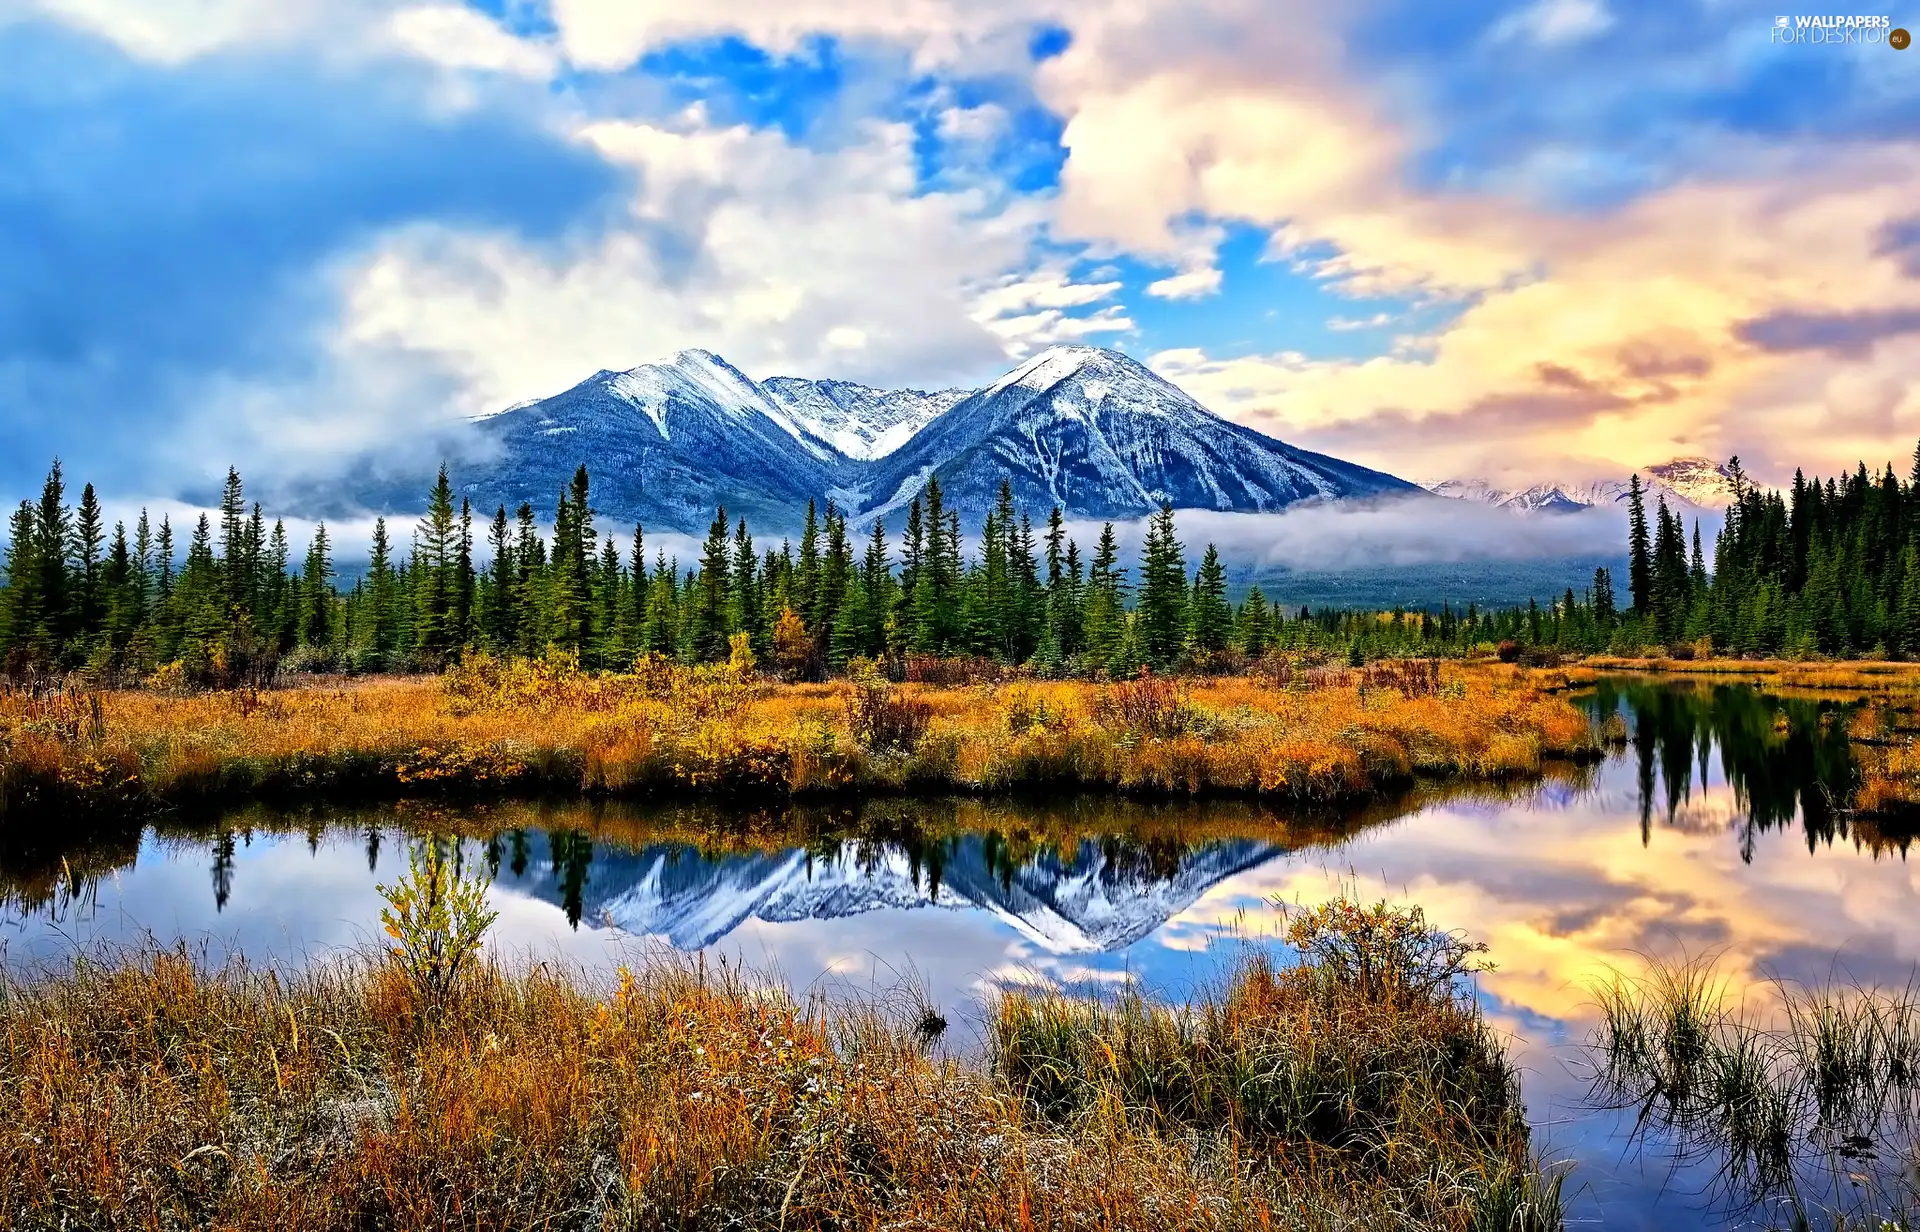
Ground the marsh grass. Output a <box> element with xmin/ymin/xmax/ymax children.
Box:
<box><xmin>992</xmin><ymin>952</ymin><xmax>1562</xmax><ymax>1231</ymax></box>
<box><xmin>0</xmin><ymin>660</ymin><xmax>1600</xmax><ymax>824</ymax></box>
<box><xmin>0</xmin><ymin>903</ymin><xmax>1565</xmax><ymax>1231</ymax></box>
<box><xmin>1587</xmin><ymin>955</ymin><xmax>1920</xmax><ymax>1227</ymax></box>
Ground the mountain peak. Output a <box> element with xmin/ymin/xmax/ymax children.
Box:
<box><xmin>986</xmin><ymin>344</ymin><xmax>1145</xmax><ymax>398</ymax></box>
<box><xmin>458</xmin><ymin>343</ymin><xmax>1418</xmax><ymax>532</ymax></box>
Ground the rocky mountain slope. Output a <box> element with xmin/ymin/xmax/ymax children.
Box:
<box><xmin>1427</xmin><ymin>457</ymin><xmax>1739</xmax><ymax>514</ymax></box>
<box><xmin>451</xmin><ymin>345</ymin><xmax>1420</xmax><ymax>533</ymax></box>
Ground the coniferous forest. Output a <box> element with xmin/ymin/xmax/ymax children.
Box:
<box><xmin>4</xmin><ymin>447</ymin><xmax>1920</xmax><ymax>683</ymax></box>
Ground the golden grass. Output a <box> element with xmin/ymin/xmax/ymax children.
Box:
<box><xmin>0</xmin><ymin>659</ymin><xmax>1600</xmax><ymax>822</ymax></box>
<box><xmin>0</xmin><ymin>938</ymin><xmax>1559</xmax><ymax>1230</ymax></box>
<box><xmin>1584</xmin><ymin>656</ymin><xmax>1920</xmax><ymax>694</ymax></box>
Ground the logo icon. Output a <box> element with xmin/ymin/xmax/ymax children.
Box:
<box><xmin>1776</xmin><ymin>15</ymin><xmax>1792</xmax><ymax>25</ymax></box>
<box><xmin>1893</xmin><ymin>26</ymin><xmax>1912</xmax><ymax>47</ymax></box>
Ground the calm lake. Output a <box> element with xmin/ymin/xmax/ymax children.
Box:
<box><xmin>3</xmin><ymin>677</ymin><xmax>1911</xmax><ymax>1230</ymax></box>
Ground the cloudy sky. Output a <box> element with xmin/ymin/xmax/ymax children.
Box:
<box><xmin>2</xmin><ymin>0</ymin><xmax>1917</xmax><ymax>507</ymax></box>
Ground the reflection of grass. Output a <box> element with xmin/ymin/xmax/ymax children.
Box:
<box><xmin>0</xmin><ymin>902</ymin><xmax>1562</xmax><ymax>1231</ymax></box>
<box><xmin>4</xmin><ymin>772</ymin><xmax>1601</xmax><ymax>921</ymax></box>
<box><xmin>0</xmin><ymin>661</ymin><xmax>1599</xmax><ymax>824</ymax></box>
<box><xmin>1588</xmin><ymin>956</ymin><xmax>1920</xmax><ymax>1227</ymax></box>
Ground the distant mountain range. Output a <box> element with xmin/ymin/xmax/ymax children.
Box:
<box><xmin>448</xmin><ymin>345</ymin><xmax>1420</xmax><ymax>533</ymax></box>
<box><xmin>1425</xmin><ymin>457</ymin><xmax>1739</xmax><ymax>515</ymax></box>
<box><xmin>500</xmin><ymin>833</ymin><xmax>1284</xmax><ymax>953</ymax></box>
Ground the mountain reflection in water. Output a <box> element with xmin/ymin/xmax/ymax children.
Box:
<box><xmin>4</xmin><ymin>679</ymin><xmax>1920</xmax><ymax>1230</ymax></box>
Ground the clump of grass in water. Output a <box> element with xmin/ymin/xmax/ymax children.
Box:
<box><xmin>1587</xmin><ymin>956</ymin><xmax>1920</xmax><ymax>1228</ymax></box>
<box><xmin>992</xmin><ymin>898</ymin><xmax>1565</xmax><ymax>1231</ymax></box>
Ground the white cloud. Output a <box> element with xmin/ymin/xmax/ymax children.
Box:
<box><xmin>334</xmin><ymin>111</ymin><xmax>1122</xmax><ymax>417</ymax></box>
<box><xmin>547</xmin><ymin>0</ymin><xmax>1051</xmax><ymax>72</ymax></box>
<box><xmin>1489</xmin><ymin>0</ymin><xmax>1614</xmax><ymax>46</ymax></box>
<box><xmin>385</xmin><ymin>6</ymin><xmax>558</xmax><ymax>78</ymax></box>
<box><xmin>14</xmin><ymin>0</ymin><xmax>388</xmax><ymax>62</ymax></box>
<box><xmin>13</xmin><ymin>0</ymin><xmax>559</xmax><ymax>77</ymax></box>
<box><xmin>1145</xmin><ymin>267</ymin><xmax>1222</xmax><ymax>300</ymax></box>
<box><xmin>1327</xmin><ymin>312</ymin><xmax>1395</xmax><ymax>332</ymax></box>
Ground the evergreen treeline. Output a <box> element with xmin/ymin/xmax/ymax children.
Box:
<box><xmin>6</xmin><ymin>445</ymin><xmax>1920</xmax><ymax>681</ymax></box>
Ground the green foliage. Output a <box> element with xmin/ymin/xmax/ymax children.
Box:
<box><xmin>17</xmin><ymin>441</ymin><xmax>1920</xmax><ymax>683</ymax></box>
<box><xmin>376</xmin><ymin>840</ymin><xmax>498</xmax><ymax>1014</ymax></box>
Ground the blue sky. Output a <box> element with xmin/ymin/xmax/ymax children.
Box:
<box><xmin>1</xmin><ymin>0</ymin><xmax>1917</xmax><ymax>506</ymax></box>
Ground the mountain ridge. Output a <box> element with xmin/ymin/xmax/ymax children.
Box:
<box><xmin>451</xmin><ymin>345</ymin><xmax>1422</xmax><ymax>533</ymax></box>
<box><xmin>1425</xmin><ymin>457</ymin><xmax>1740</xmax><ymax>515</ymax></box>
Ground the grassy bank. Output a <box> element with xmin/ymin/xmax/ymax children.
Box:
<box><xmin>0</xmin><ymin>657</ymin><xmax>1598</xmax><ymax>822</ymax></box>
<box><xmin>0</xmin><ymin>896</ymin><xmax>1560</xmax><ymax>1230</ymax></box>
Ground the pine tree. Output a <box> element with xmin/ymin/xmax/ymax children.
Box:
<box><xmin>899</xmin><ymin>498</ymin><xmax>925</xmax><ymax>651</ymax></box>
<box><xmin>1239</xmin><ymin>586</ymin><xmax>1273</xmax><ymax>659</ymax></box>
<box><xmin>688</xmin><ymin>506</ymin><xmax>733</xmax><ymax>663</ymax></box>
<box><xmin>642</xmin><ymin>550</ymin><xmax>679</xmax><ymax>658</ymax></box>
<box><xmin>860</xmin><ymin>517</ymin><xmax>892</xmax><ymax>659</ymax></box>
<box><xmin>1592</xmin><ymin>566</ymin><xmax>1616</xmax><ymax>629</ymax></box>
<box><xmin>1627</xmin><ymin>473</ymin><xmax>1652</xmax><ymax>616</ymax></box>
<box><xmin>1900</xmin><ymin>541</ymin><xmax>1920</xmax><ymax>658</ymax></box>
<box><xmin>2</xmin><ymin>501</ymin><xmax>40</xmax><ymax>659</ymax></box>
<box><xmin>301</xmin><ymin>523</ymin><xmax>334</xmax><ymax>649</ymax></box>
<box><xmin>730</xmin><ymin>519</ymin><xmax>761</xmax><ymax>657</ymax></box>
<box><xmin>34</xmin><ymin>461</ymin><xmax>72</xmax><ymax>657</ymax></box>
<box><xmin>455</xmin><ymin>498</ymin><xmax>477</xmax><ymax>651</ymax></box>
<box><xmin>416</xmin><ymin>466</ymin><xmax>459</xmax><ymax>662</ymax></box>
<box><xmin>813</xmin><ymin>506</ymin><xmax>851</xmax><ymax>657</ymax></box>
<box><xmin>1137</xmin><ymin>503</ymin><xmax>1187</xmax><ymax>670</ymax></box>
<box><xmin>365</xmin><ymin>518</ymin><xmax>398</xmax><ymax>668</ymax></box>
<box><xmin>485</xmin><ymin>507</ymin><xmax>514</xmax><ymax>650</ymax></box>
<box><xmin>217</xmin><ymin>467</ymin><xmax>250</xmax><ymax>617</ymax></box>
<box><xmin>512</xmin><ymin>503</ymin><xmax>544</xmax><ymax>654</ymax></box>
<box><xmin>1082</xmin><ymin>522</ymin><xmax>1126</xmax><ymax>672</ymax></box>
<box><xmin>71</xmin><ymin>482</ymin><xmax>105</xmax><ymax>648</ymax></box>
<box><xmin>795</xmin><ymin>500</ymin><xmax>821</xmax><ymax>628</ymax></box>
<box><xmin>1187</xmin><ymin>543</ymin><xmax>1232</xmax><ymax>655</ymax></box>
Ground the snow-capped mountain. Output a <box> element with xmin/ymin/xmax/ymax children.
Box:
<box><xmin>760</xmin><ymin>378</ymin><xmax>970</xmax><ymax>461</ymax></box>
<box><xmin>445</xmin><ymin>345</ymin><xmax>1419</xmax><ymax>532</ymax></box>
<box><xmin>1427</xmin><ymin>457</ymin><xmax>1740</xmax><ymax>515</ymax></box>
<box><xmin>461</xmin><ymin>350</ymin><xmax>842</xmax><ymax>532</ymax></box>
<box><xmin>500</xmin><ymin>833</ymin><xmax>1284</xmax><ymax>954</ymax></box>
<box><xmin>855</xmin><ymin>346</ymin><xmax>1420</xmax><ymax>524</ymax></box>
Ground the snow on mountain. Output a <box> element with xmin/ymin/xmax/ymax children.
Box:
<box><xmin>760</xmin><ymin>378</ymin><xmax>969</xmax><ymax>461</ymax></box>
<box><xmin>1644</xmin><ymin>458</ymin><xmax>1741</xmax><ymax>509</ymax></box>
<box><xmin>501</xmin><ymin>834</ymin><xmax>1285</xmax><ymax>954</ymax></box>
<box><xmin>458</xmin><ymin>349</ymin><xmax>842</xmax><ymax>533</ymax></box>
<box><xmin>861</xmin><ymin>345</ymin><xmax>1420</xmax><ymax>525</ymax></box>
<box><xmin>448</xmin><ymin>344</ymin><xmax>1420</xmax><ymax>533</ymax></box>
<box><xmin>1427</xmin><ymin>457</ymin><xmax>1739</xmax><ymax>515</ymax></box>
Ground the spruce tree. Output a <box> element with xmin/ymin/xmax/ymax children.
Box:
<box><xmin>1187</xmin><ymin>543</ymin><xmax>1232</xmax><ymax>656</ymax></box>
<box><xmin>416</xmin><ymin>466</ymin><xmax>459</xmax><ymax>662</ymax></box>
<box><xmin>1082</xmin><ymin>522</ymin><xmax>1126</xmax><ymax>672</ymax></box>
<box><xmin>1239</xmin><ymin>586</ymin><xmax>1273</xmax><ymax>659</ymax></box>
<box><xmin>1137</xmin><ymin>503</ymin><xmax>1187</xmax><ymax>670</ymax></box>
<box><xmin>689</xmin><ymin>506</ymin><xmax>733</xmax><ymax>663</ymax></box>
<box><xmin>34</xmin><ymin>461</ymin><xmax>72</xmax><ymax>657</ymax></box>
<box><xmin>730</xmin><ymin>519</ymin><xmax>761</xmax><ymax>657</ymax></box>
<box><xmin>71</xmin><ymin>482</ymin><xmax>105</xmax><ymax>647</ymax></box>
<box><xmin>301</xmin><ymin>523</ymin><xmax>334</xmax><ymax>649</ymax></box>
<box><xmin>1627</xmin><ymin>473</ymin><xmax>1652</xmax><ymax>616</ymax></box>
<box><xmin>2</xmin><ymin>501</ymin><xmax>40</xmax><ymax>659</ymax></box>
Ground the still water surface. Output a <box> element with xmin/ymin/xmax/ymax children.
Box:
<box><xmin>3</xmin><ymin>678</ymin><xmax>1912</xmax><ymax>1229</ymax></box>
